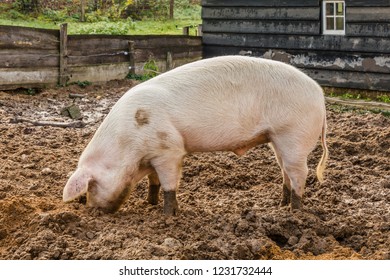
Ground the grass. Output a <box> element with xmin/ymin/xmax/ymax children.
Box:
<box><xmin>328</xmin><ymin>104</ymin><xmax>390</xmax><ymax>118</ymax></box>
<box><xmin>323</xmin><ymin>87</ymin><xmax>390</xmax><ymax>117</ymax></box>
<box><xmin>0</xmin><ymin>3</ymin><xmax>201</xmax><ymax>35</ymax></box>
<box><xmin>323</xmin><ymin>87</ymin><xmax>390</xmax><ymax>104</ymax></box>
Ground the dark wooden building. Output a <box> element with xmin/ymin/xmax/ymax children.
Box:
<box><xmin>202</xmin><ymin>0</ymin><xmax>390</xmax><ymax>91</ymax></box>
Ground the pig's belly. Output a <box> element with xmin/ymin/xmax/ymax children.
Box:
<box><xmin>180</xmin><ymin>126</ymin><xmax>270</xmax><ymax>155</ymax></box>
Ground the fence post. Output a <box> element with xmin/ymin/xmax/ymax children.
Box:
<box><xmin>197</xmin><ymin>24</ymin><xmax>202</xmax><ymax>36</ymax></box>
<box><xmin>182</xmin><ymin>26</ymin><xmax>190</xmax><ymax>35</ymax></box>
<box><xmin>59</xmin><ymin>23</ymin><xmax>68</xmax><ymax>86</ymax></box>
<box><xmin>166</xmin><ymin>51</ymin><xmax>173</xmax><ymax>71</ymax></box>
<box><xmin>128</xmin><ymin>40</ymin><xmax>135</xmax><ymax>75</ymax></box>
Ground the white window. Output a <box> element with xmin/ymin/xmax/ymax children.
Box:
<box><xmin>322</xmin><ymin>1</ymin><xmax>346</xmax><ymax>35</ymax></box>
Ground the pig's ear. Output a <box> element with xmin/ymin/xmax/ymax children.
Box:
<box><xmin>63</xmin><ymin>169</ymin><xmax>94</xmax><ymax>202</ymax></box>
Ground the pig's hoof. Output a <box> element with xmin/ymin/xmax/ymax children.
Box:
<box><xmin>280</xmin><ymin>184</ymin><xmax>291</xmax><ymax>207</ymax></box>
<box><xmin>290</xmin><ymin>189</ymin><xmax>302</xmax><ymax>211</ymax></box>
<box><xmin>279</xmin><ymin>198</ymin><xmax>289</xmax><ymax>207</ymax></box>
<box><xmin>147</xmin><ymin>184</ymin><xmax>160</xmax><ymax>205</ymax></box>
<box><xmin>164</xmin><ymin>191</ymin><xmax>179</xmax><ymax>216</ymax></box>
<box><xmin>164</xmin><ymin>205</ymin><xmax>178</xmax><ymax>216</ymax></box>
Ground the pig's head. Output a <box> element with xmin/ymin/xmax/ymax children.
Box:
<box><xmin>63</xmin><ymin>166</ymin><xmax>133</xmax><ymax>213</ymax></box>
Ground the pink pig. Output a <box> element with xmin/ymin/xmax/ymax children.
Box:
<box><xmin>63</xmin><ymin>56</ymin><xmax>328</xmax><ymax>215</ymax></box>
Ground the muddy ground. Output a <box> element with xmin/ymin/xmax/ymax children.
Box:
<box><xmin>0</xmin><ymin>80</ymin><xmax>389</xmax><ymax>260</ymax></box>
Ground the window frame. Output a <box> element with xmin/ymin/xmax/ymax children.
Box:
<box><xmin>322</xmin><ymin>0</ymin><xmax>346</xmax><ymax>35</ymax></box>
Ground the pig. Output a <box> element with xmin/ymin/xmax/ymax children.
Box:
<box><xmin>63</xmin><ymin>55</ymin><xmax>328</xmax><ymax>215</ymax></box>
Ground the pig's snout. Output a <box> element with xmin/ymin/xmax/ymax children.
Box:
<box><xmin>86</xmin><ymin>199</ymin><xmax>120</xmax><ymax>214</ymax></box>
<box><xmin>86</xmin><ymin>182</ymin><xmax>133</xmax><ymax>214</ymax></box>
<box><xmin>64</xmin><ymin>167</ymin><xmax>132</xmax><ymax>213</ymax></box>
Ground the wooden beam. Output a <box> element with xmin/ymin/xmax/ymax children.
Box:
<box><xmin>166</xmin><ymin>51</ymin><xmax>173</xmax><ymax>71</ymax></box>
<box><xmin>202</xmin><ymin>0</ymin><xmax>319</xmax><ymax>7</ymax></box>
<box><xmin>128</xmin><ymin>40</ymin><xmax>135</xmax><ymax>75</ymax></box>
<box><xmin>59</xmin><ymin>23</ymin><xmax>68</xmax><ymax>86</ymax></box>
<box><xmin>203</xmin><ymin>33</ymin><xmax>390</xmax><ymax>54</ymax></box>
<box><xmin>202</xmin><ymin>7</ymin><xmax>320</xmax><ymax>20</ymax></box>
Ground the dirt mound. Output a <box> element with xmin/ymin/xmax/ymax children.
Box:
<box><xmin>0</xmin><ymin>81</ymin><xmax>389</xmax><ymax>260</ymax></box>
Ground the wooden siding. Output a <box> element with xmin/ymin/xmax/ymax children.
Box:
<box><xmin>202</xmin><ymin>0</ymin><xmax>390</xmax><ymax>91</ymax></box>
<box><xmin>0</xmin><ymin>25</ymin><xmax>202</xmax><ymax>90</ymax></box>
<box><xmin>202</xmin><ymin>0</ymin><xmax>320</xmax><ymax>7</ymax></box>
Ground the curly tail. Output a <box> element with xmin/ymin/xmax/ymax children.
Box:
<box><xmin>316</xmin><ymin>114</ymin><xmax>329</xmax><ymax>183</ymax></box>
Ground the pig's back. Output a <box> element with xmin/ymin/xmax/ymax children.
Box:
<box><xmin>120</xmin><ymin>56</ymin><xmax>325</xmax><ymax>153</ymax></box>
<box><xmin>145</xmin><ymin>56</ymin><xmax>323</xmax><ymax>113</ymax></box>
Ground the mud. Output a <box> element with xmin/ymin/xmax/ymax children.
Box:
<box><xmin>0</xmin><ymin>80</ymin><xmax>389</xmax><ymax>260</ymax></box>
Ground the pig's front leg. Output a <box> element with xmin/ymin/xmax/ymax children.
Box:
<box><xmin>280</xmin><ymin>184</ymin><xmax>291</xmax><ymax>207</ymax></box>
<box><xmin>151</xmin><ymin>154</ymin><xmax>184</xmax><ymax>216</ymax></box>
<box><xmin>164</xmin><ymin>191</ymin><xmax>179</xmax><ymax>216</ymax></box>
<box><xmin>147</xmin><ymin>172</ymin><xmax>160</xmax><ymax>205</ymax></box>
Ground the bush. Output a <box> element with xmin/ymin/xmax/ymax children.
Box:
<box><xmin>6</xmin><ymin>9</ymin><xmax>26</xmax><ymax>20</ymax></box>
<box><xmin>40</xmin><ymin>8</ymin><xmax>69</xmax><ymax>22</ymax></box>
<box><xmin>12</xmin><ymin>0</ymin><xmax>40</xmax><ymax>13</ymax></box>
<box><xmin>74</xmin><ymin>19</ymin><xmax>135</xmax><ymax>35</ymax></box>
<box><xmin>84</xmin><ymin>10</ymin><xmax>108</xmax><ymax>23</ymax></box>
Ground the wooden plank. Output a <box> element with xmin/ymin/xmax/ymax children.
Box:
<box><xmin>130</xmin><ymin>36</ymin><xmax>202</xmax><ymax>49</ymax></box>
<box><xmin>67</xmin><ymin>52</ymin><xmax>129</xmax><ymax>66</ymax></box>
<box><xmin>67</xmin><ymin>46</ymin><xmax>202</xmax><ymax>66</ymax></box>
<box><xmin>202</xmin><ymin>7</ymin><xmax>319</xmax><ymax>20</ymax></box>
<box><xmin>347</xmin><ymin>7</ymin><xmax>390</xmax><ymax>22</ymax></box>
<box><xmin>347</xmin><ymin>23</ymin><xmax>390</xmax><ymax>37</ymax></box>
<box><xmin>0</xmin><ymin>25</ymin><xmax>59</xmax><ymax>36</ymax></box>
<box><xmin>68</xmin><ymin>48</ymin><xmax>129</xmax><ymax>59</ymax></box>
<box><xmin>302</xmin><ymin>68</ymin><xmax>390</xmax><ymax>91</ymax></box>
<box><xmin>67</xmin><ymin>35</ymin><xmax>201</xmax><ymax>56</ymax></box>
<box><xmin>291</xmin><ymin>53</ymin><xmax>390</xmax><ymax>74</ymax></box>
<box><xmin>133</xmin><ymin>48</ymin><xmax>202</xmax><ymax>63</ymax></box>
<box><xmin>286</xmin><ymin>51</ymin><xmax>390</xmax><ymax>74</ymax></box>
<box><xmin>133</xmin><ymin>56</ymin><xmax>202</xmax><ymax>75</ymax></box>
<box><xmin>346</xmin><ymin>0</ymin><xmax>390</xmax><ymax>7</ymax></box>
<box><xmin>0</xmin><ymin>68</ymin><xmax>58</xmax><ymax>90</ymax></box>
<box><xmin>288</xmin><ymin>52</ymin><xmax>390</xmax><ymax>74</ymax></box>
<box><xmin>202</xmin><ymin>33</ymin><xmax>390</xmax><ymax>53</ymax></box>
<box><xmin>0</xmin><ymin>25</ymin><xmax>59</xmax><ymax>50</ymax></box>
<box><xmin>203</xmin><ymin>46</ymin><xmax>390</xmax><ymax>74</ymax></box>
<box><xmin>67</xmin><ymin>63</ymin><xmax>130</xmax><ymax>83</ymax></box>
<box><xmin>0</xmin><ymin>49</ymin><xmax>58</xmax><ymax>68</ymax></box>
<box><xmin>67</xmin><ymin>37</ymin><xmax>128</xmax><ymax>56</ymax></box>
<box><xmin>202</xmin><ymin>19</ymin><xmax>320</xmax><ymax>35</ymax></box>
<box><xmin>202</xmin><ymin>0</ymin><xmax>319</xmax><ymax>7</ymax></box>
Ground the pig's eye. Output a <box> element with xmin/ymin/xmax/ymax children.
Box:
<box><xmin>78</xmin><ymin>195</ymin><xmax>87</xmax><ymax>205</ymax></box>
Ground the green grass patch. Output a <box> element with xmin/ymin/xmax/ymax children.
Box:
<box><xmin>329</xmin><ymin>104</ymin><xmax>390</xmax><ymax>118</ymax></box>
<box><xmin>0</xmin><ymin>2</ymin><xmax>201</xmax><ymax>35</ymax></box>
<box><xmin>66</xmin><ymin>19</ymin><xmax>200</xmax><ymax>35</ymax></box>
<box><xmin>323</xmin><ymin>87</ymin><xmax>390</xmax><ymax>104</ymax></box>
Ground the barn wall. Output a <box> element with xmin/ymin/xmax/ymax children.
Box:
<box><xmin>202</xmin><ymin>0</ymin><xmax>390</xmax><ymax>91</ymax></box>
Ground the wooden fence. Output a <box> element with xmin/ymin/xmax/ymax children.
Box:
<box><xmin>0</xmin><ymin>24</ymin><xmax>202</xmax><ymax>90</ymax></box>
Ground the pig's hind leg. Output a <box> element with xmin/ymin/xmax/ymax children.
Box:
<box><xmin>270</xmin><ymin>137</ymin><xmax>310</xmax><ymax>211</ymax></box>
<box><xmin>269</xmin><ymin>143</ymin><xmax>292</xmax><ymax>207</ymax></box>
<box><xmin>147</xmin><ymin>172</ymin><xmax>161</xmax><ymax>205</ymax></box>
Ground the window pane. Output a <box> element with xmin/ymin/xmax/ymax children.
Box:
<box><xmin>336</xmin><ymin>3</ymin><xmax>344</xmax><ymax>16</ymax></box>
<box><xmin>336</xmin><ymin>17</ymin><xmax>344</xmax><ymax>30</ymax></box>
<box><xmin>326</xmin><ymin>17</ymin><xmax>335</xmax><ymax>30</ymax></box>
<box><xmin>326</xmin><ymin>3</ymin><xmax>334</xmax><ymax>16</ymax></box>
